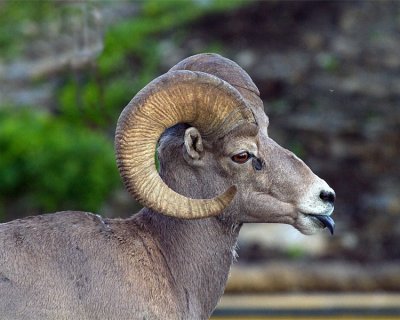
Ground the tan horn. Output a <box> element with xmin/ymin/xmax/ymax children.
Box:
<box><xmin>115</xmin><ymin>70</ymin><xmax>255</xmax><ymax>219</ymax></box>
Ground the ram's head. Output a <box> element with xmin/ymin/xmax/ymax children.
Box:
<box><xmin>115</xmin><ymin>53</ymin><xmax>335</xmax><ymax>235</ymax></box>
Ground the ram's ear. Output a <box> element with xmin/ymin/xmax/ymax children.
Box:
<box><xmin>183</xmin><ymin>127</ymin><xmax>205</xmax><ymax>166</ymax></box>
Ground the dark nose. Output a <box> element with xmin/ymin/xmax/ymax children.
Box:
<box><xmin>320</xmin><ymin>190</ymin><xmax>336</xmax><ymax>205</ymax></box>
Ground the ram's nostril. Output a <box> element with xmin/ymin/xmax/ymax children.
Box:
<box><xmin>319</xmin><ymin>190</ymin><xmax>336</xmax><ymax>204</ymax></box>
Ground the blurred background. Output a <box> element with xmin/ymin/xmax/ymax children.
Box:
<box><xmin>1</xmin><ymin>0</ymin><xmax>399</xmax><ymax>317</ymax></box>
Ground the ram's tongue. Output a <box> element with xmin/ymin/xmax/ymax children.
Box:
<box><xmin>315</xmin><ymin>215</ymin><xmax>335</xmax><ymax>235</ymax></box>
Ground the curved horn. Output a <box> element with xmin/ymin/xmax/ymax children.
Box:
<box><xmin>115</xmin><ymin>70</ymin><xmax>255</xmax><ymax>219</ymax></box>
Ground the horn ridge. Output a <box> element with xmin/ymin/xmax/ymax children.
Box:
<box><xmin>115</xmin><ymin>70</ymin><xmax>254</xmax><ymax>219</ymax></box>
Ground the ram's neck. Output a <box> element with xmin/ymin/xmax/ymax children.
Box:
<box><xmin>136</xmin><ymin>208</ymin><xmax>240</xmax><ymax>318</ymax></box>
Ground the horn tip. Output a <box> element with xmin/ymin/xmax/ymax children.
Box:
<box><xmin>224</xmin><ymin>185</ymin><xmax>237</xmax><ymax>202</ymax></box>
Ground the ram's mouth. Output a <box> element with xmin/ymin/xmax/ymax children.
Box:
<box><xmin>306</xmin><ymin>214</ymin><xmax>335</xmax><ymax>235</ymax></box>
<box><xmin>311</xmin><ymin>214</ymin><xmax>335</xmax><ymax>235</ymax></box>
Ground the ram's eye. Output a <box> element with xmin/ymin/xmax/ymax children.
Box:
<box><xmin>231</xmin><ymin>152</ymin><xmax>251</xmax><ymax>164</ymax></box>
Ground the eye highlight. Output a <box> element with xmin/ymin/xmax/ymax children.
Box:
<box><xmin>231</xmin><ymin>152</ymin><xmax>251</xmax><ymax>164</ymax></box>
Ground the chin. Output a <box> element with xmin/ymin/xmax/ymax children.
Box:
<box><xmin>294</xmin><ymin>214</ymin><xmax>324</xmax><ymax>235</ymax></box>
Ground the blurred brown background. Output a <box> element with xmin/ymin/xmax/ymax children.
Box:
<box><xmin>0</xmin><ymin>0</ymin><xmax>399</xmax><ymax>298</ymax></box>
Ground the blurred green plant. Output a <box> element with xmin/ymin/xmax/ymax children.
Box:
<box><xmin>0</xmin><ymin>1</ymin><xmax>54</xmax><ymax>60</ymax></box>
<box><xmin>59</xmin><ymin>0</ymin><xmax>248</xmax><ymax>129</ymax></box>
<box><xmin>0</xmin><ymin>0</ymin><xmax>250</xmax><ymax>221</ymax></box>
<box><xmin>0</xmin><ymin>109</ymin><xmax>120</xmax><ymax>222</ymax></box>
<box><xmin>286</xmin><ymin>245</ymin><xmax>306</xmax><ymax>259</ymax></box>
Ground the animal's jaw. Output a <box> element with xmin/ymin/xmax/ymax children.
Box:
<box><xmin>295</xmin><ymin>207</ymin><xmax>335</xmax><ymax>235</ymax></box>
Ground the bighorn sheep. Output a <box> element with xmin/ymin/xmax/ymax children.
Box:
<box><xmin>0</xmin><ymin>53</ymin><xmax>335</xmax><ymax>319</ymax></box>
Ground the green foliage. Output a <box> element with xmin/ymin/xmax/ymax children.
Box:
<box><xmin>0</xmin><ymin>1</ymin><xmax>54</xmax><ymax>60</ymax></box>
<box><xmin>0</xmin><ymin>0</ymin><xmax>251</xmax><ymax>221</ymax></box>
<box><xmin>286</xmin><ymin>245</ymin><xmax>306</xmax><ymax>259</ymax></box>
<box><xmin>59</xmin><ymin>0</ymin><xmax>249</xmax><ymax>129</ymax></box>
<box><xmin>0</xmin><ymin>109</ymin><xmax>120</xmax><ymax>221</ymax></box>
